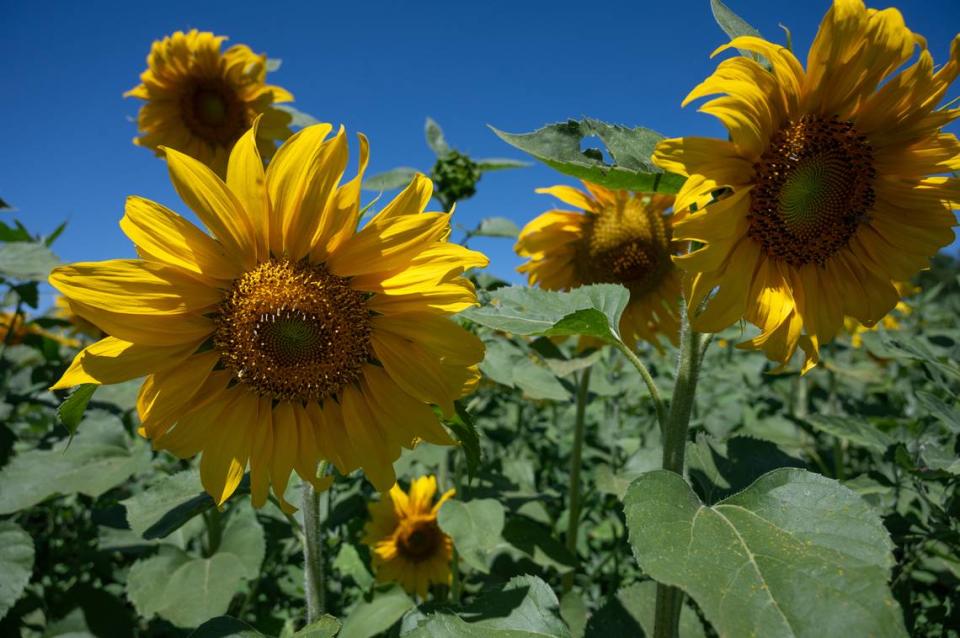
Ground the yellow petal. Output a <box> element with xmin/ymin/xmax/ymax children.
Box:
<box><xmin>162</xmin><ymin>147</ymin><xmax>257</xmax><ymax>269</ymax></box>
<box><xmin>52</xmin><ymin>260</ymin><xmax>221</xmax><ymax>316</ymax></box>
<box><xmin>121</xmin><ymin>196</ymin><xmax>238</xmax><ymax>282</ymax></box>
<box><xmin>51</xmin><ymin>336</ymin><xmax>200</xmax><ymax>391</ymax></box>
<box><xmin>263</xmin><ymin>122</ymin><xmax>335</xmax><ymax>257</ymax></box>
<box><xmin>226</xmin><ymin>118</ymin><xmax>269</xmax><ymax>261</ymax></box>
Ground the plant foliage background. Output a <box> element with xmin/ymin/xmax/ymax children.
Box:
<box><xmin>2</xmin><ymin>1</ymin><xmax>960</xmax><ymax>637</ymax></box>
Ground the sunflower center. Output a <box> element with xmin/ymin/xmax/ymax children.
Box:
<box><xmin>576</xmin><ymin>196</ymin><xmax>672</xmax><ymax>295</ymax></box>
<box><xmin>214</xmin><ymin>259</ymin><xmax>371</xmax><ymax>402</ymax></box>
<box><xmin>748</xmin><ymin>115</ymin><xmax>875</xmax><ymax>266</ymax></box>
<box><xmin>396</xmin><ymin>519</ymin><xmax>442</xmax><ymax>563</ymax></box>
<box><xmin>181</xmin><ymin>80</ymin><xmax>247</xmax><ymax>146</ymax></box>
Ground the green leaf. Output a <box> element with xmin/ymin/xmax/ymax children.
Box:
<box><xmin>0</xmin><ymin>241</ymin><xmax>60</xmax><ymax>281</ymax></box>
<box><xmin>462</xmin><ymin>284</ymin><xmax>629</xmax><ymax>345</ymax></box>
<box><xmin>473</xmin><ymin>217</ymin><xmax>520</xmax><ymax>239</ymax></box>
<box><xmin>475</xmin><ymin>158</ymin><xmax>530</xmax><ymax>172</ymax></box>
<box><xmin>457</xmin><ymin>575</ymin><xmax>569</xmax><ymax>637</ymax></box>
<box><xmin>333</xmin><ymin>543</ymin><xmax>374</xmax><ymax>589</ymax></box>
<box><xmin>407</xmin><ymin>575</ymin><xmax>570</xmax><ymax>637</ymax></box>
<box><xmin>805</xmin><ymin>415</ymin><xmax>894</xmax><ymax>453</ymax></box>
<box><xmin>530</xmin><ymin>338</ymin><xmax>602</xmax><ymax>378</ymax></box>
<box><xmin>447</xmin><ymin>401</ymin><xmax>482</xmax><ymax>478</ymax></box>
<box><xmin>425</xmin><ymin>117</ymin><xmax>452</xmax><ymax>157</ymax></box>
<box><xmin>273</xmin><ymin>104</ymin><xmax>319</xmax><ymax>128</ymax></box>
<box><xmin>219</xmin><ymin>504</ymin><xmax>266</xmax><ymax>579</ymax></box>
<box><xmin>363</xmin><ymin>167</ymin><xmax>420</xmax><ymax>192</ymax></box>
<box><xmin>584</xmin><ymin>581</ymin><xmax>704</xmax><ymax>638</ymax></box>
<box><xmin>915</xmin><ymin>391</ymin><xmax>960</xmax><ymax>432</ymax></box>
<box><xmin>559</xmin><ymin>591</ymin><xmax>588</xmax><ymax>638</ymax></box>
<box><xmin>121</xmin><ymin>470</ymin><xmax>213</xmax><ymax>539</ymax></box>
<box><xmin>190</xmin><ymin>616</ymin><xmax>264</xmax><ymax>637</ymax></box>
<box><xmin>490</xmin><ymin>119</ymin><xmax>684</xmax><ymax>193</ymax></box>
<box><xmin>0</xmin><ymin>411</ymin><xmax>148</xmax><ymax>515</ymax></box>
<box><xmin>294</xmin><ymin>616</ymin><xmax>341</xmax><ymax>638</ymax></box>
<box><xmin>710</xmin><ymin>0</ymin><xmax>766</xmax><ymax>62</ymax></box>
<box><xmin>624</xmin><ymin>469</ymin><xmax>907</xmax><ymax>638</ymax></box>
<box><xmin>512</xmin><ymin>358</ymin><xmax>569</xmax><ymax>401</ymax></box>
<box><xmin>56</xmin><ymin>383</ymin><xmax>98</xmax><ymax>437</ymax></box>
<box><xmin>0</xmin><ymin>522</ymin><xmax>34</xmax><ymax>621</ymax></box>
<box><xmin>405</xmin><ymin>615</ymin><xmax>546</xmax><ymax>638</ymax></box>
<box><xmin>437</xmin><ymin>498</ymin><xmax>506</xmax><ymax>573</ymax></box>
<box><xmin>128</xmin><ymin>547</ymin><xmax>250</xmax><ymax>628</ymax></box>
<box><xmin>502</xmin><ymin>516</ymin><xmax>576</xmax><ymax>572</ymax></box>
<box><xmin>339</xmin><ymin>586</ymin><xmax>415</xmax><ymax>638</ymax></box>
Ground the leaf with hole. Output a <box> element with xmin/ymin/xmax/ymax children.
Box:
<box><xmin>491</xmin><ymin>119</ymin><xmax>683</xmax><ymax>193</ymax></box>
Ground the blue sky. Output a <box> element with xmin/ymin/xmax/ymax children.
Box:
<box><xmin>3</xmin><ymin>0</ymin><xmax>958</xmax><ymax>305</ymax></box>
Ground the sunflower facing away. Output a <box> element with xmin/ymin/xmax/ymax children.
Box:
<box><xmin>126</xmin><ymin>30</ymin><xmax>294</xmax><ymax>176</ymax></box>
<box><xmin>362</xmin><ymin>475</ymin><xmax>454</xmax><ymax>598</ymax></box>
<box><xmin>49</xmin><ymin>121</ymin><xmax>487</xmax><ymax>510</ymax></box>
<box><xmin>515</xmin><ymin>182</ymin><xmax>681</xmax><ymax>349</ymax></box>
<box><xmin>653</xmin><ymin>0</ymin><xmax>959</xmax><ymax>371</ymax></box>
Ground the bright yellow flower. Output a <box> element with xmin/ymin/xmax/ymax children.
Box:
<box><xmin>52</xmin><ymin>296</ymin><xmax>102</xmax><ymax>340</ymax></box>
<box><xmin>844</xmin><ymin>283</ymin><xmax>915</xmax><ymax>347</ymax></box>
<box><xmin>126</xmin><ymin>30</ymin><xmax>294</xmax><ymax>176</ymax></box>
<box><xmin>653</xmin><ymin>0</ymin><xmax>959</xmax><ymax>372</ymax></box>
<box><xmin>515</xmin><ymin>182</ymin><xmax>681</xmax><ymax>349</ymax></box>
<box><xmin>362</xmin><ymin>475</ymin><xmax>455</xmax><ymax>598</ymax></box>
<box><xmin>49</xmin><ymin>122</ymin><xmax>487</xmax><ymax>510</ymax></box>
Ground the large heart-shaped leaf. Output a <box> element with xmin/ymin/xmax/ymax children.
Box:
<box><xmin>462</xmin><ymin>284</ymin><xmax>629</xmax><ymax>345</ymax></box>
<box><xmin>624</xmin><ymin>468</ymin><xmax>906</xmax><ymax>637</ymax></box>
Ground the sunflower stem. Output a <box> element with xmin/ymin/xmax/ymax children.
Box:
<box><xmin>302</xmin><ymin>465</ymin><xmax>329</xmax><ymax>622</ymax></box>
<box><xmin>562</xmin><ymin>366</ymin><xmax>592</xmax><ymax>594</ymax></box>
<box><xmin>450</xmin><ymin>452</ymin><xmax>465</xmax><ymax>604</ymax></box>
<box><xmin>654</xmin><ymin>300</ymin><xmax>703</xmax><ymax>638</ymax></box>
<box><xmin>203</xmin><ymin>506</ymin><xmax>223</xmax><ymax>557</ymax></box>
<box><xmin>615</xmin><ymin>343</ymin><xmax>667</xmax><ymax>433</ymax></box>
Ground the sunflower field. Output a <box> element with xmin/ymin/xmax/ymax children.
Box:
<box><xmin>2</xmin><ymin>1</ymin><xmax>959</xmax><ymax>636</ymax></box>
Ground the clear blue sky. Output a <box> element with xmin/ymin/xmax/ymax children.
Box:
<box><xmin>3</xmin><ymin>0</ymin><xmax>958</xmax><ymax>307</ymax></box>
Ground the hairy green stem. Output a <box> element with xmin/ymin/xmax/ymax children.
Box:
<box><xmin>562</xmin><ymin>367</ymin><xmax>593</xmax><ymax>594</ymax></box>
<box><xmin>302</xmin><ymin>463</ymin><xmax>329</xmax><ymax>622</ymax></box>
<box><xmin>203</xmin><ymin>506</ymin><xmax>223</xmax><ymax>557</ymax></box>
<box><xmin>450</xmin><ymin>452</ymin><xmax>465</xmax><ymax>603</ymax></box>
<box><xmin>654</xmin><ymin>301</ymin><xmax>704</xmax><ymax>638</ymax></box>
<box><xmin>616</xmin><ymin>342</ymin><xmax>668</xmax><ymax>433</ymax></box>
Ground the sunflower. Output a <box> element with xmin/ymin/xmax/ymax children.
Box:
<box><xmin>1</xmin><ymin>312</ymin><xmax>78</xmax><ymax>348</ymax></box>
<box><xmin>653</xmin><ymin>0</ymin><xmax>959</xmax><ymax>372</ymax></box>
<box><xmin>125</xmin><ymin>30</ymin><xmax>294</xmax><ymax>176</ymax></box>
<box><xmin>844</xmin><ymin>282</ymin><xmax>915</xmax><ymax>348</ymax></box>
<box><xmin>515</xmin><ymin>182</ymin><xmax>681</xmax><ymax>349</ymax></box>
<box><xmin>362</xmin><ymin>475</ymin><xmax>455</xmax><ymax>598</ymax></box>
<box><xmin>52</xmin><ymin>296</ymin><xmax>102</xmax><ymax>341</ymax></box>
<box><xmin>49</xmin><ymin>121</ymin><xmax>487</xmax><ymax>510</ymax></box>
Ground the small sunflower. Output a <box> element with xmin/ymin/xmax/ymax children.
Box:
<box><xmin>362</xmin><ymin>475</ymin><xmax>454</xmax><ymax>598</ymax></box>
<box><xmin>50</xmin><ymin>121</ymin><xmax>487</xmax><ymax>510</ymax></box>
<box><xmin>653</xmin><ymin>0</ymin><xmax>959</xmax><ymax>372</ymax></box>
<box><xmin>1</xmin><ymin>312</ymin><xmax>78</xmax><ymax>348</ymax></box>
<box><xmin>515</xmin><ymin>182</ymin><xmax>681</xmax><ymax>349</ymax></box>
<box><xmin>126</xmin><ymin>30</ymin><xmax>294</xmax><ymax>176</ymax></box>
<box><xmin>844</xmin><ymin>283</ymin><xmax>915</xmax><ymax>348</ymax></box>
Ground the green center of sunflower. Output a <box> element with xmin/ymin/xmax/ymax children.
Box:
<box><xmin>195</xmin><ymin>90</ymin><xmax>228</xmax><ymax>126</ymax></box>
<box><xmin>576</xmin><ymin>196</ymin><xmax>672</xmax><ymax>296</ymax></box>
<box><xmin>396</xmin><ymin>518</ymin><xmax>442</xmax><ymax>563</ymax></box>
<box><xmin>181</xmin><ymin>80</ymin><xmax>247</xmax><ymax>146</ymax></box>
<box><xmin>214</xmin><ymin>259</ymin><xmax>372</xmax><ymax>401</ymax></box>
<box><xmin>748</xmin><ymin>115</ymin><xmax>875</xmax><ymax>267</ymax></box>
